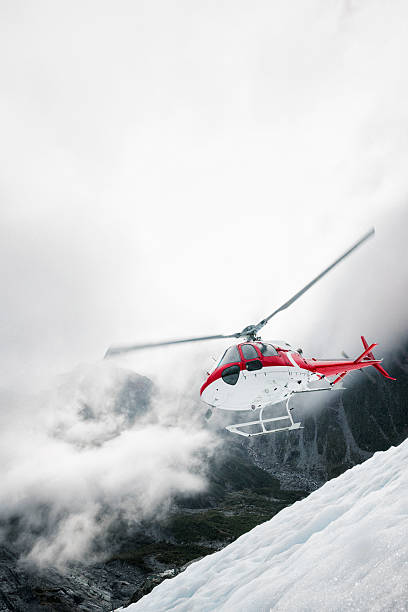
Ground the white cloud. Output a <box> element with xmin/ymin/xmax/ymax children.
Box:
<box><xmin>0</xmin><ymin>364</ymin><xmax>218</xmax><ymax>568</ymax></box>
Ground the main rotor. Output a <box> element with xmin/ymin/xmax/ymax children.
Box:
<box><xmin>238</xmin><ymin>325</ymin><xmax>261</xmax><ymax>342</ymax></box>
<box><xmin>105</xmin><ymin>229</ymin><xmax>375</xmax><ymax>358</ymax></box>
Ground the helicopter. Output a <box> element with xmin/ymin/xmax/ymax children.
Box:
<box><xmin>105</xmin><ymin>228</ymin><xmax>395</xmax><ymax>437</ymax></box>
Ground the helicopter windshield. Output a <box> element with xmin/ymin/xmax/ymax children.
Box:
<box><xmin>217</xmin><ymin>346</ymin><xmax>241</xmax><ymax>368</ymax></box>
<box><xmin>255</xmin><ymin>342</ymin><xmax>278</xmax><ymax>357</ymax></box>
<box><xmin>241</xmin><ymin>344</ymin><xmax>259</xmax><ymax>360</ymax></box>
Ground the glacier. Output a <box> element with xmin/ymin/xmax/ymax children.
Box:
<box><xmin>122</xmin><ymin>438</ymin><xmax>408</xmax><ymax>611</ymax></box>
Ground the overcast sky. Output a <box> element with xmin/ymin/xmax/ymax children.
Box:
<box><xmin>1</xmin><ymin>0</ymin><xmax>408</xmax><ymax>391</ymax></box>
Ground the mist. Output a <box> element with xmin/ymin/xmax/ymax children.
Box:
<box><xmin>0</xmin><ymin>0</ymin><xmax>407</xmax><ymax>568</ymax></box>
<box><xmin>0</xmin><ymin>363</ymin><xmax>219</xmax><ymax>568</ymax></box>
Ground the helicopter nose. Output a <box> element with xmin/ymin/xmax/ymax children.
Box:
<box><xmin>201</xmin><ymin>381</ymin><xmax>217</xmax><ymax>406</ymax></box>
<box><xmin>200</xmin><ymin>384</ymin><xmax>212</xmax><ymax>405</ymax></box>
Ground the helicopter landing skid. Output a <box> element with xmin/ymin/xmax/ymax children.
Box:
<box><xmin>225</xmin><ymin>395</ymin><xmax>303</xmax><ymax>437</ymax></box>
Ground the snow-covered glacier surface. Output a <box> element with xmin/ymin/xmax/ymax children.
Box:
<box><xmin>123</xmin><ymin>438</ymin><xmax>408</xmax><ymax>612</ymax></box>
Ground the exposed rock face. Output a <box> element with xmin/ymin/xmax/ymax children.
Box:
<box><xmin>245</xmin><ymin>344</ymin><xmax>408</xmax><ymax>482</ymax></box>
<box><xmin>0</xmin><ymin>544</ymin><xmax>144</xmax><ymax>611</ymax></box>
<box><xmin>48</xmin><ymin>362</ymin><xmax>155</xmax><ymax>447</ymax></box>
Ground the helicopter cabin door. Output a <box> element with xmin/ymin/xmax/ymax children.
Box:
<box><xmin>239</xmin><ymin>343</ymin><xmax>263</xmax><ymax>408</ymax></box>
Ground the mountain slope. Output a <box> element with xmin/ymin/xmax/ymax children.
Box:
<box><xmin>124</xmin><ymin>438</ymin><xmax>408</xmax><ymax>612</ymax></box>
<box><xmin>246</xmin><ymin>343</ymin><xmax>408</xmax><ymax>482</ymax></box>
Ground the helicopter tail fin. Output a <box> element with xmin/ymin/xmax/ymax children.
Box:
<box><xmin>360</xmin><ymin>336</ymin><xmax>396</xmax><ymax>380</ymax></box>
<box><xmin>331</xmin><ymin>337</ymin><xmax>396</xmax><ymax>385</ymax></box>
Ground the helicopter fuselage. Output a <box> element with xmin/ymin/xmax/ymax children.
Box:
<box><xmin>200</xmin><ymin>341</ymin><xmax>317</xmax><ymax>412</ymax></box>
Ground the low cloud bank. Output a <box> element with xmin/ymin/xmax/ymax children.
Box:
<box><xmin>0</xmin><ymin>362</ymin><xmax>218</xmax><ymax>569</ymax></box>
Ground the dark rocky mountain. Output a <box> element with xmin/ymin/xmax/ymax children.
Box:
<box><xmin>0</xmin><ymin>443</ymin><xmax>306</xmax><ymax>611</ymax></box>
<box><xmin>0</xmin><ymin>344</ymin><xmax>406</xmax><ymax>611</ymax></box>
<box><xmin>49</xmin><ymin>362</ymin><xmax>155</xmax><ymax>446</ymax></box>
<box><xmin>246</xmin><ymin>343</ymin><xmax>408</xmax><ymax>482</ymax></box>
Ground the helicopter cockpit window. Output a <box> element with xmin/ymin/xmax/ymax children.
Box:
<box><xmin>255</xmin><ymin>342</ymin><xmax>278</xmax><ymax>357</ymax></box>
<box><xmin>221</xmin><ymin>364</ymin><xmax>240</xmax><ymax>385</ymax></box>
<box><xmin>241</xmin><ymin>344</ymin><xmax>259</xmax><ymax>360</ymax></box>
<box><xmin>218</xmin><ymin>346</ymin><xmax>240</xmax><ymax>368</ymax></box>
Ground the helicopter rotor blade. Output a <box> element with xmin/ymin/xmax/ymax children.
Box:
<box><xmin>105</xmin><ymin>332</ymin><xmax>241</xmax><ymax>358</ymax></box>
<box><xmin>252</xmin><ymin>228</ymin><xmax>375</xmax><ymax>336</ymax></box>
<box><xmin>106</xmin><ymin>229</ymin><xmax>375</xmax><ymax>357</ymax></box>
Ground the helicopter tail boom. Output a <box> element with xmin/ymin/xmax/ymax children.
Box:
<box><xmin>329</xmin><ymin>336</ymin><xmax>396</xmax><ymax>385</ymax></box>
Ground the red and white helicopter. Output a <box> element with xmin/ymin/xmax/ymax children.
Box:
<box><xmin>106</xmin><ymin>228</ymin><xmax>395</xmax><ymax>437</ymax></box>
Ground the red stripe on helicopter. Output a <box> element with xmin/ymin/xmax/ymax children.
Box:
<box><xmin>200</xmin><ymin>343</ymin><xmax>294</xmax><ymax>395</ymax></box>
